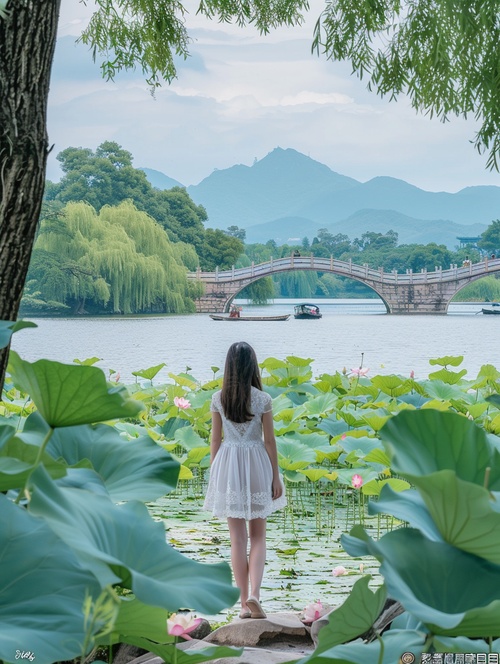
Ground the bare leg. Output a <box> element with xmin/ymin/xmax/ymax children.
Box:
<box><xmin>227</xmin><ymin>517</ymin><xmax>249</xmax><ymax>610</ymax></box>
<box><xmin>248</xmin><ymin>518</ymin><xmax>267</xmax><ymax>599</ymax></box>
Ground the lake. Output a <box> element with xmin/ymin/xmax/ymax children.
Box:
<box><xmin>11</xmin><ymin>299</ymin><xmax>498</xmax><ymax>383</ymax></box>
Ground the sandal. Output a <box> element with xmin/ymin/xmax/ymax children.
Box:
<box><xmin>246</xmin><ymin>595</ymin><xmax>266</xmax><ymax>619</ymax></box>
<box><xmin>239</xmin><ymin>609</ymin><xmax>251</xmax><ymax>619</ymax></box>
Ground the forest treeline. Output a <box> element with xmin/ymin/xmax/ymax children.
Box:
<box><xmin>23</xmin><ymin>141</ymin><xmax>500</xmax><ymax>315</ymax></box>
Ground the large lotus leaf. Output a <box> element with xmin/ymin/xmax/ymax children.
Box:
<box><xmin>370</xmin><ymin>374</ymin><xmax>412</xmax><ymax>397</ymax></box>
<box><xmin>174</xmin><ymin>426</ymin><xmax>206</xmax><ymax>451</ymax></box>
<box><xmin>0</xmin><ymin>425</ymin><xmax>67</xmax><ymax>491</ymax></box>
<box><xmin>368</xmin><ymin>485</ymin><xmax>443</xmax><ymax>541</ymax></box>
<box><xmin>317</xmin><ymin>416</ymin><xmax>349</xmax><ymax>437</ymax></box>
<box><xmin>380</xmin><ymin>409</ymin><xmax>500</xmax><ymax>488</ymax></box>
<box><xmin>302</xmin><ymin>393</ymin><xmax>338</xmax><ymax>417</ymax></box>
<box><xmin>360</xmin><ymin>477</ymin><xmax>411</xmax><ymax>497</ymax></box>
<box><xmin>314</xmin><ymin>577</ymin><xmax>386</xmax><ymax>654</ymax></box>
<box><xmin>334</xmin><ymin>467</ymin><xmax>379</xmax><ymax>487</ymax></box>
<box><xmin>341</xmin><ymin>526</ymin><xmax>500</xmax><ymax>635</ymax></box>
<box><xmin>162</xmin><ymin>417</ymin><xmax>190</xmax><ymax>440</ymax></box>
<box><xmin>277</xmin><ymin>438</ymin><xmax>317</xmax><ymax>469</ymax></box>
<box><xmin>298</xmin><ymin>468</ymin><xmax>330</xmax><ymax>482</ymax></box>
<box><xmin>0</xmin><ymin>319</ymin><xmax>37</xmax><ymax>349</ymax></box>
<box><xmin>29</xmin><ymin>467</ymin><xmax>238</xmax><ymax>613</ymax></box>
<box><xmin>285</xmin><ymin>431</ymin><xmax>332</xmax><ymax>453</ymax></box>
<box><xmin>419</xmin><ymin>380</ymin><xmax>463</xmax><ymax>401</ymax></box>
<box><xmin>429</xmin><ymin>355</ymin><xmax>464</xmax><ymax>367</ymax></box>
<box><xmin>132</xmin><ymin>362</ymin><xmax>166</xmax><ymax>381</ymax></box>
<box><xmin>432</xmin><ymin>635</ymin><xmax>498</xmax><ymax>653</ymax></box>
<box><xmin>8</xmin><ymin>351</ymin><xmax>143</xmax><ymax>427</ymax></box>
<box><xmin>338</xmin><ymin>436</ymin><xmax>381</xmax><ymax>457</ymax></box>
<box><xmin>428</xmin><ymin>368</ymin><xmax>467</xmax><ymax>384</ymax></box>
<box><xmin>0</xmin><ymin>494</ymin><xmax>101</xmax><ymax>664</ymax></box>
<box><xmin>290</xmin><ymin>630</ymin><xmax>424</xmax><ymax>664</ymax></box>
<box><xmin>26</xmin><ymin>414</ymin><xmax>179</xmax><ymax>501</ymax></box>
<box><xmin>410</xmin><ymin>470</ymin><xmax>500</xmax><ymax>564</ymax></box>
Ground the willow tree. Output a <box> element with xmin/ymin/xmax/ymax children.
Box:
<box><xmin>31</xmin><ymin>201</ymin><xmax>197</xmax><ymax>314</ymax></box>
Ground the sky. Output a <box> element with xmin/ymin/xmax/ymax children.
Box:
<box><xmin>48</xmin><ymin>0</ymin><xmax>500</xmax><ymax>193</ymax></box>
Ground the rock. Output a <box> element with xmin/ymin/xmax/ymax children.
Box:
<box><xmin>112</xmin><ymin>643</ymin><xmax>148</xmax><ymax>664</ymax></box>
<box><xmin>204</xmin><ymin>612</ymin><xmax>312</xmax><ymax>648</ymax></box>
<box><xmin>189</xmin><ymin>618</ymin><xmax>212</xmax><ymax>640</ymax></box>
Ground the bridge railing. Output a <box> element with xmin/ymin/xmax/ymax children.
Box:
<box><xmin>189</xmin><ymin>256</ymin><xmax>500</xmax><ymax>284</ymax></box>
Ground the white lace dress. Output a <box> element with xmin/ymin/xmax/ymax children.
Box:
<box><xmin>203</xmin><ymin>387</ymin><xmax>287</xmax><ymax>520</ymax></box>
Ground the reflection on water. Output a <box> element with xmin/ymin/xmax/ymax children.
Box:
<box><xmin>12</xmin><ymin>299</ymin><xmax>497</xmax><ymax>383</ymax></box>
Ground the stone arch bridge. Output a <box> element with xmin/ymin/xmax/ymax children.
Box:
<box><xmin>188</xmin><ymin>255</ymin><xmax>500</xmax><ymax>314</ymax></box>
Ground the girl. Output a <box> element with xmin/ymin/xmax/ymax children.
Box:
<box><xmin>203</xmin><ymin>341</ymin><xmax>287</xmax><ymax>619</ymax></box>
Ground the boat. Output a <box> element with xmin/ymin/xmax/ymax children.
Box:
<box><xmin>293</xmin><ymin>303</ymin><xmax>322</xmax><ymax>319</ymax></box>
<box><xmin>481</xmin><ymin>302</ymin><xmax>500</xmax><ymax>315</ymax></box>
<box><xmin>209</xmin><ymin>314</ymin><xmax>290</xmax><ymax>321</ymax></box>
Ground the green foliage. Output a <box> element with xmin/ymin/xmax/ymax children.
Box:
<box><xmin>26</xmin><ymin>200</ymin><xmax>196</xmax><ymax>314</ymax></box>
<box><xmin>1</xmin><ymin>334</ymin><xmax>239</xmax><ymax>663</ymax></box>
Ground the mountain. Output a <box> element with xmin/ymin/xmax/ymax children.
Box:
<box><xmin>180</xmin><ymin>148</ymin><xmax>500</xmax><ymax>239</ymax></box>
<box><xmin>245</xmin><ymin>216</ymin><xmax>323</xmax><ymax>244</ymax></box>
<box><xmin>296</xmin><ymin>177</ymin><xmax>500</xmax><ymax>226</ymax></box>
<box><xmin>246</xmin><ymin>209</ymin><xmax>486</xmax><ymax>248</ymax></box>
<box><xmin>187</xmin><ymin>147</ymin><xmax>359</xmax><ymax>228</ymax></box>
<box><xmin>325</xmin><ymin>210</ymin><xmax>487</xmax><ymax>249</ymax></box>
<box><xmin>140</xmin><ymin>168</ymin><xmax>184</xmax><ymax>190</ymax></box>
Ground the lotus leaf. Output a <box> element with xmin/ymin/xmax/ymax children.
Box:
<box><xmin>342</xmin><ymin>526</ymin><xmax>500</xmax><ymax>635</ymax></box>
<box><xmin>175</xmin><ymin>426</ymin><xmax>206</xmax><ymax>451</ymax></box>
<box><xmin>317</xmin><ymin>416</ymin><xmax>349</xmax><ymax>437</ymax></box>
<box><xmin>291</xmin><ymin>629</ymin><xmax>424</xmax><ymax>664</ymax></box>
<box><xmin>298</xmin><ymin>468</ymin><xmax>330</xmax><ymax>482</ymax></box>
<box><xmin>286</xmin><ymin>355</ymin><xmax>314</xmax><ymax>367</ymax></box>
<box><xmin>29</xmin><ymin>467</ymin><xmax>239</xmax><ymax>613</ymax></box>
<box><xmin>8</xmin><ymin>352</ymin><xmax>143</xmax><ymax>427</ymax></box>
<box><xmin>0</xmin><ymin>319</ymin><xmax>36</xmax><ymax>350</ymax></box>
<box><xmin>428</xmin><ymin>368</ymin><xmax>467</xmax><ymax>384</ymax></box>
<box><xmin>429</xmin><ymin>355</ymin><xmax>464</xmax><ymax>367</ymax></box>
<box><xmin>360</xmin><ymin>477</ymin><xmax>410</xmax><ymax>496</ymax></box>
<box><xmin>73</xmin><ymin>356</ymin><xmax>102</xmax><ymax>366</ymax></box>
<box><xmin>410</xmin><ymin>470</ymin><xmax>500</xmax><ymax>564</ymax></box>
<box><xmin>368</xmin><ymin>486</ymin><xmax>443</xmax><ymax>541</ymax></box>
<box><xmin>35</xmin><ymin>415</ymin><xmax>179</xmax><ymax>501</ymax></box>
<box><xmin>382</xmin><ymin>409</ymin><xmax>500</xmax><ymax>488</ymax></box>
<box><xmin>313</xmin><ymin>576</ymin><xmax>386</xmax><ymax>654</ymax></box>
<box><xmin>132</xmin><ymin>363</ymin><xmax>166</xmax><ymax>381</ymax></box>
<box><xmin>420</xmin><ymin>379</ymin><xmax>464</xmax><ymax>401</ymax></box>
<box><xmin>0</xmin><ymin>494</ymin><xmax>102</xmax><ymax>664</ymax></box>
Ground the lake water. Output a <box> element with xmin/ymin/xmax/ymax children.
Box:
<box><xmin>11</xmin><ymin>299</ymin><xmax>498</xmax><ymax>383</ymax></box>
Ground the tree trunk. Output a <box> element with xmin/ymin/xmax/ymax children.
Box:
<box><xmin>0</xmin><ymin>0</ymin><xmax>61</xmax><ymax>386</ymax></box>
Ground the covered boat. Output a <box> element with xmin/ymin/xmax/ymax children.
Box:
<box><xmin>294</xmin><ymin>303</ymin><xmax>322</xmax><ymax>319</ymax></box>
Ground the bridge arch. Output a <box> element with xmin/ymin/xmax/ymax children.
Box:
<box><xmin>224</xmin><ymin>270</ymin><xmax>390</xmax><ymax>314</ymax></box>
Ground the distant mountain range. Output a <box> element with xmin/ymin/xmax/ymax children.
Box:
<box><xmin>143</xmin><ymin>148</ymin><xmax>500</xmax><ymax>248</ymax></box>
<box><xmin>140</xmin><ymin>167</ymin><xmax>183</xmax><ymax>190</ymax></box>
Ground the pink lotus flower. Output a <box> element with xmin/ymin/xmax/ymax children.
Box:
<box><xmin>341</xmin><ymin>433</ymin><xmax>347</xmax><ymax>440</ymax></box>
<box><xmin>351</xmin><ymin>367</ymin><xmax>369</xmax><ymax>376</ymax></box>
<box><xmin>332</xmin><ymin>565</ymin><xmax>347</xmax><ymax>577</ymax></box>
<box><xmin>302</xmin><ymin>600</ymin><xmax>326</xmax><ymax>624</ymax></box>
<box><xmin>167</xmin><ymin>612</ymin><xmax>202</xmax><ymax>640</ymax></box>
<box><xmin>114</xmin><ymin>372</ymin><xmax>121</xmax><ymax>383</ymax></box>
<box><xmin>410</xmin><ymin>370</ymin><xmax>415</xmax><ymax>379</ymax></box>
<box><xmin>174</xmin><ymin>396</ymin><xmax>191</xmax><ymax>409</ymax></box>
<box><xmin>352</xmin><ymin>474</ymin><xmax>363</xmax><ymax>489</ymax></box>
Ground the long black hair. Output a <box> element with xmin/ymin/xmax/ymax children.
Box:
<box><xmin>220</xmin><ymin>341</ymin><xmax>263</xmax><ymax>423</ymax></box>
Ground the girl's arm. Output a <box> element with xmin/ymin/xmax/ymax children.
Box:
<box><xmin>263</xmin><ymin>410</ymin><xmax>283</xmax><ymax>499</ymax></box>
<box><xmin>210</xmin><ymin>411</ymin><xmax>223</xmax><ymax>464</ymax></box>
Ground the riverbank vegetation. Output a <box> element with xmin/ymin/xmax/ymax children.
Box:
<box><xmin>2</xmin><ymin>324</ymin><xmax>500</xmax><ymax>661</ymax></box>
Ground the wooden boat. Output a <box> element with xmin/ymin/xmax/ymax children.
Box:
<box><xmin>294</xmin><ymin>303</ymin><xmax>322</xmax><ymax>319</ymax></box>
<box><xmin>210</xmin><ymin>314</ymin><xmax>290</xmax><ymax>321</ymax></box>
<box><xmin>481</xmin><ymin>308</ymin><xmax>500</xmax><ymax>315</ymax></box>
